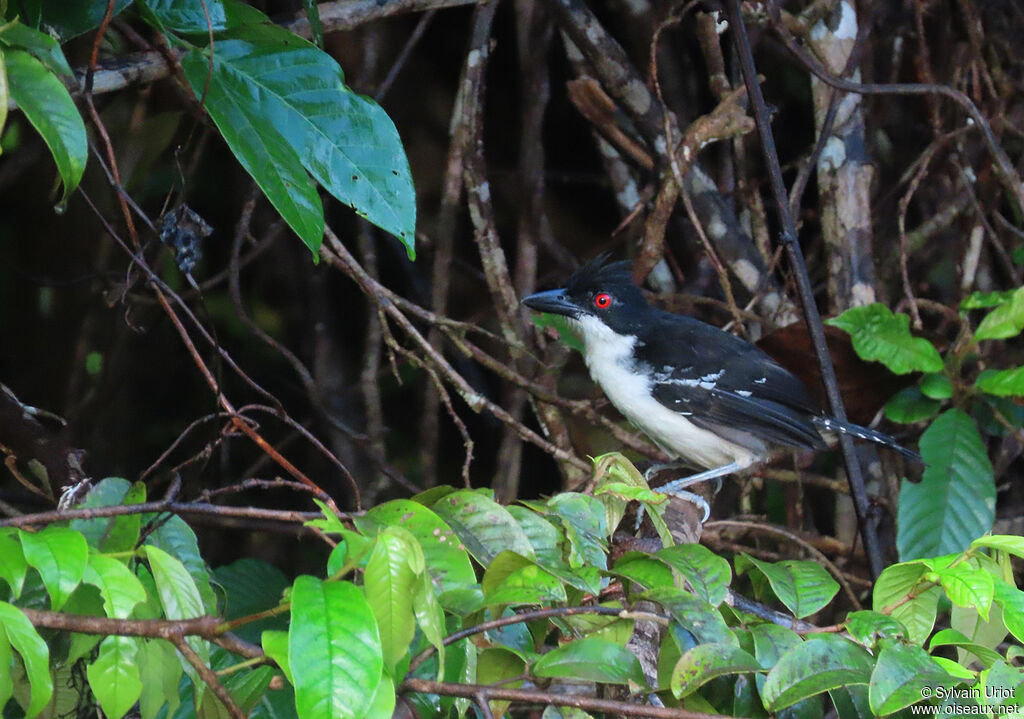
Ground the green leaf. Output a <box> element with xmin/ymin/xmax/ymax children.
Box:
<box><xmin>645</xmin><ymin>587</ymin><xmax>736</xmax><ymax>646</ymax></box>
<box><xmin>506</xmin><ymin>505</ymin><xmax>563</xmax><ymax>567</ymax></box>
<box><xmin>962</xmin><ymin>290</ymin><xmax>1016</xmax><ymax>310</ymax></box>
<box><xmin>976</xmin><ymin>367</ymin><xmax>1024</xmax><ymax>397</ymax></box>
<box><xmin>920</xmin><ymin>373</ymin><xmax>953</xmax><ymax>399</ymax></box>
<box><xmin>289</xmin><ymin>577</ymin><xmax>383</xmax><ymax>719</ymax></box>
<box><xmin>884</xmin><ymin>386</ymin><xmax>943</xmax><ymax>424</ymax></box>
<box><xmin>0</xmin><ymin>601</ymin><xmax>52</xmax><ymax>717</ymax></box>
<box><xmin>137</xmin><ymin>639</ymin><xmax>182</xmax><ymax>719</ymax></box>
<box><xmin>654</xmin><ymin>544</ymin><xmax>731</xmax><ymax>606</ymax></box>
<box><xmin>144</xmin><ymin>544</ymin><xmax>210</xmax><ymax>672</ymax></box>
<box><xmin>363</xmin><ymin>673</ymin><xmax>396</xmax><ymax>719</ymax></box>
<box><xmin>972</xmin><ymin>535</ymin><xmax>1024</xmax><ymax>558</ymax></box>
<box><xmin>145</xmin><ymin>514</ymin><xmax>217</xmax><ymax>612</ymax></box>
<box><xmin>87</xmin><ymin>635</ymin><xmax>143</xmax><ymax>719</ymax></box>
<box><xmin>481</xmin><ymin>551</ymin><xmax>567</xmax><ymax>606</ymax></box>
<box><xmin>182</xmin><ymin>25</ymin><xmax>416</xmax><ymax>257</ymax></box>
<box><xmin>993</xmin><ymin>580</ymin><xmax>1024</xmax><ymax>645</ymax></box>
<box><xmin>412</xmin><ymin>570</ymin><xmax>446</xmax><ymax>680</ymax></box>
<box><xmin>0</xmin><ymin>21</ymin><xmax>73</xmax><ymax>76</ymax></box>
<box><xmin>897</xmin><ymin>410</ymin><xmax>995</xmax><ymax>560</ymax></box>
<box><xmin>542</xmin><ymin>493</ymin><xmax>608</xmax><ymax>569</ymax></box>
<box><xmin>138</xmin><ymin>0</ymin><xmax>244</xmax><ymax>33</ymax></box>
<box><xmin>19</xmin><ymin>526</ymin><xmax>88</xmax><ymax>610</ymax></box>
<box><xmin>478</xmin><ymin>648</ymin><xmax>525</xmax><ymax>717</ymax></box>
<box><xmin>611</xmin><ymin>552</ymin><xmax>675</xmax><ymax>590</ymax></box>
<box><xmin>362</xmin><ymin>499</ymin><xmax>476</xmax><ymax>592</ymax></box>
<box><xmin>929</xmin><ymin>628</ymin><xmax>1003</xmax><ymax>668</ymax></box>
<box><xmin>935</xmin><ymin>564</ymin><xmax>994</xmax><ymax>621</ymax></box>
<box><xmin>5</xmin><ymin>47</ymin><xmax>86</xmax><ymax>202</ymax></box>
<box><xmin>533</xmin><ymin>637</ymin><xmax>646</xmax><ymax>686</ymax></box>
<box><xmin>873</xmin><ymin>562</ymin><xmax>940</xmax><ymax>646</ymax></box>
<box><xmin>868</xmin><ymin>641</ymin><xmax>955</xmax><ymax>715</ymax></box>
<box><xmin>0</xmin><ymin>528</ymin><xmax>27</xmax><ymax>597</ymax></box>
<box><xmin>762</xmin><ymin>635</ymin><xmax>875</xmax><ymax>711</ymax></box>
<box><xmin>16</xmin><ymin>0</ymin><xmax>133</xmax><ymax>39</ymax></box>
<box><xmin>844</xmin><ymin>610</ymin><xmax>907</xmax><ymax>647</ymax></box>
<box><xmin>431</xmin><ymin>489</ymin><xmax>535</xmax><ymax>565</ymax></box>
<box><xmin>213</xmin><ymin>558</ymin><xmax>290</xmax><ymax>644</ymax></box>
<box><xmin>974</xmin><ymin>287</ymin><xmax>1024</xmax><ymax>341</ymax></box>
<box><xmin>736</xmin><ymin>555</ymin><xmax>840</xmax><ymax>618</ymax></box>
<box><xmin>261</xmin><ymin>630</ymin><xmax>292</xmax><ymax>684</ymax></box>
<box><xmin>84</xmin><ymin>554</ymin><xmax>147</xmax><ymax>619</ymax></box>
<box><xmin>827</xmin><ymin>303</ymin><xmax>943</xmax><ymax>374</ymax></box>
<box><xmin>670</xmin><ymin>642</ymin><xmax>761</xmax><ymax>697</ymax></box>
<box><xmin>364</xmin><ymin>527</ymin><xmax>419</xmax><ymax>673</ymax></box>
<box><xmin>0</xmin><ymin>631</ymin><xmax>12</xmax><ymax>710</ymax></box>
<box><xmin>750</xmin><ymin>622</ymin><xmax>802</xmax><ymax>668</ymax></box>
<box><xmin>70</xmin><ymin>478</ymin><xmax>144</xmax><ymax>552</ymax></box>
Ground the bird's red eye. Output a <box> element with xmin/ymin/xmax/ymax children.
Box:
<box><xmin>594</xmin><ymin>293</ymin><xmax>612</xmax><ymax>309</ymax></box>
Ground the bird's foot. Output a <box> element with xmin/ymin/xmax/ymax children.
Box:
<box><xmin>637</xmin><ymin>461</ymin><xmax>744</xmax><ymax>527</ymax></box>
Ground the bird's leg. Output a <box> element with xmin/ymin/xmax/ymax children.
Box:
<box><xmin>644</xmin><ymin>462</ymin><xmax>744</xmax><ymax>523</ymax></box>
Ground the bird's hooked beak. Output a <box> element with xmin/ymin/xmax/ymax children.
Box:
<box><xmin>522</xmin><ymin>288</ymin><xmax>578</xmax><ymax>318</ymax></box>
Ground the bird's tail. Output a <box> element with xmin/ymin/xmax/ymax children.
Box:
<box><xmin>812</xmin><ymin>416</ymin><xmax>921</xmax><ymax>462</ymax></box>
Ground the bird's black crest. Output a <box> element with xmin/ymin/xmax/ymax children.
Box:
<box><xmin>566</xmin><ymin>254</ymin><xmax>634</xmax><ymax>294</ymax></box>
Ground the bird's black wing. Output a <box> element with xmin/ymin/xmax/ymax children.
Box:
<box><xmin>638</xmin><ymin>313</ymin><xmax>826</xmax><ymax>450</ymax></box>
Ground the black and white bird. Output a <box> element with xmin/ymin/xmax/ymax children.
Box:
<box><xmin>522</xmin><ymin>257</ymin><xmax>918</xmax><ymax>519</ymax></box>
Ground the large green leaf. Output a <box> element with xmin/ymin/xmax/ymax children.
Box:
<box><xmin>762</xmin><ymin>635</ymin><xmax>874</xmax><ymax>711</ymax></box>
<box><xmin>0</xmin><ymin>601</ymin><xmax>52</xmax><ymax>717</ymax></box>
<box><xmin>645</xmin><ymin>587</ymin><xmax>736</xmax><ymax>646</ymax></box>
<box><xmin>0</xmin><ymin>21</ymin><xmax>73</xmax><ymax>77</ymax></box>
<box><xmin>87</xmin><ymin>635</ymin><xmax>143</xmax><ymax>719</ymax></box>
<box><xmin>364</xmin><ymin>527</ymin><xmax>419</xmax><ymax>673</ymax></box>
<box><xmin>481</xmin><ymin>551</ymin><xmax>567</xmax><ymax>606</ymax></box>
<box><xmin>181</xmin><ymin>24</ymin><xmax>416</xmax><ymax>257</ymax></box>
<box><xmin>0</xmin><ymin>528</ymin><xmax>27</xmax><ymax>597</ymax></box>
<box><xmin>16</xmin><ymin>0</ymin><xmax>133</xmax><ymax>39</ymax></box>
<box><xmin>736</xmin><ymin>555</ymin><xmax>840</xmax><ymax>618</ymax></box>
<box><xmin>654</xmin><ymin>543</ymin><xmax>731</xmax><ymax>606</ymax></box>
<box><xmin>71</xmin><ymin>478</ymin><xmax>144</xmax><ymax>552</ymax></box>
<box><xmin>506</xmin><ymin>505</ymin><xmax>563</xmax><ymax>567</ymax></box>
<box><xmin>827</xmin><ymin>304</ymin><xmax>943</xmax><ymax>374</ymax></box>
<box><xmin>868</xmin><ymin>641</ymin><xmax>954</xmax><ymax>715</ymax></box>
<box><xmin>5</xmin><ymin>47</ymin><xmax>86</xmax><ymax>202</ymax></box>
<box><xmin>671</xmin><ymin>642</ymin><xmax>761</xmax><ymax>697</ymax></box>
<box><xmin>884</xmin><ymin>386</ymin><xmax>942</xmax><ymax>424</ymax></box>
<box><xmin>0</xmin><ymin>631</ymin><xmax>11</xmax><ymax>710</ymax></box>
<box><xmin>542</xmin><ymin>493</ymin><xmax>608</xmax><ymax>569</ymax></box>
<box><xmin>19</xmin><ymin>526</ymin><xmax>88</xmax><ymax>611</ymax></box>
<box><xmin>144</xmin><ymin>544</ymin><xmax>210</xmax><ymax>673</ymax></box>
<box><xmin>144</xmin><ymin>513</ymin><xmax>217</xmax><ymax>612</ymax></box>
<box><xmin>431</xmin><ymin>490</ymin><xmax>535</xmax><ymax>565</ymax></box>
<box><xmin>138</xmin><ymin>0</ymin><xmax>269</xmax><ymax>34</ymax></box>
<box><xmin>361</xmin><ymin>499</ymin><xmax>476</xmax><ymax>592</ymax></box>
<box><xmin>288</xmin><ymin>576</ymin><xmax>382</xmax><ymax>719</ymax></box>
<box><xmin>897</xmin><ymin>410</ymin><xmax>994</xmax><ymax>560</ymax></box>
<box><xmin>532</xmin><ymin>637</ymin><xmax>646</xmax><ymax>686</ymax></box>
<box><xmin>84</xmin><ymin>554</ymin><xmax>147</xmax><ymax>619</ymax></box>
<box><xmin>137</xmin><ymin>639</ymin><xmax>182</xmax><ymax>719</ymax></box>
<box><xmin>872</xmin><ymin>562</ymin><xmax>940</xmax><ymax>645</ymax></box>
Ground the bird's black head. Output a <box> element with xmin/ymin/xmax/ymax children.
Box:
<box><xmin>522</xmin><ymin>255</ymin><xmax>651</xmax><ymax>334</ymax></box>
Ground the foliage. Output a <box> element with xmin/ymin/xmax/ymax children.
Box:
<box><xmin>825</xmin><ymin>297</ymin><xmax>1024</xmax><ymax>560</ymax></box>
<box><xmin>0</xmin><ymin>0</ymin><xmax>416</xmax><ymax>257</ymax></box>
<box><xmin>2</xmin><ymin>468</ymin><xmax>1023</xmax><ymax>718</ymax></box>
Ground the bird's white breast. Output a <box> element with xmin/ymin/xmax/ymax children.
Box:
<box><xmin>570</xmin><ymin>315</ymin><xmax>761</xmax><ymax>470</ymax></box>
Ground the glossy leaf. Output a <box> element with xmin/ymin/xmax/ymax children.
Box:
<box><xmin>182</xmin><ymin>25</ymin><xmax>416</xmax><ymax>257</ymax></box>
<box><xmin>544</xmin><ymin>493</ymin><xmax>608</xmax><ymax>569</ymax></box>
<box><xmin>974</xmin><ymin>287</ymin><xmax>1024</xmax><ymax>341</ymax></box>
<box><xmin>0</xmin><ymin>601</ymin><xmax>52</xmax><ymax>717</ymax></box>
<box><xmin>897</xmin><ymin>410</ymin><xmax>995</xmax><ymax>559</ymax></box>
<box><xmin>645</xmin><ymin>587</ymin><xmax>735</xmax><ymax>646</ymax></box>
<box><xmin>972</xmin><ymin>535</ymin><xmax>1024</xmax><ymax>558</ymax></box>
<box><xmin>655</xmin><ymin>543</ymin><xmax>731</xmax><ymax>606</ymax></box>
<box><xmin>144</xmin><ymin>544</ymin><xmax>210</xmax><ymax>672</ymax></box>
<box><xmin>16</xmin><ymin>0</ymin><xmax>133</xmax><ymax>39</ymax></box>
<box><xmin>827</xmin><ymin>304</ymin><xmax>943</xmax><ymax>374</ymax></box>
<box><xmin>868</xmin><ymin>642</ymin><xmax>954</xmax><ymax>715</ymax></box>
<box><xmin>533</xmin><ymin>637</ymin><xmax>646</xmax><ymax>686</ymax></box>
<box><xmin>750</xmin><ymin>622</ymin><xmax>802</xmax><ymax>668</ymax></box>
<box><xmin>935</xmin><ymin>564</ymin><xmax>994</xmax><ymax>620</ymax></box>
<box><xmin>873</xmin><ymin>562</ymin><xmax>940</xmax><ymax>645</ymax></box>
<box><xmin>671</xmin><ymin>642</ymin><xmax>760</xmax><ymax>697</ymax></box>
<box><xmin>993</xmin><ymin>580</ymin><xmax>1024</xmax><ymax>645</ymax></box>
<box><xmin>762</xmin><ymin>635</ymin><xmax>874</xmax><ymax>711</ymax></box>
<box><xmin>976</xmin><ymin>367</ymin><xmax>1024</xmax><ymax>397</ymax></box>
<box><xmin>364</xmin><ymin>527</ymin><xmax>419</xmax><ymax>672</ymax></box>
<box><xmin>145</xmin><ymin>514</ymin><xmax>217</xmax><ymax>612</ymax></box>
<box><xmin>363</xmin><ymin>499</ymin><xmax>476</xmax><ymax>592</ymax></box>
<box><xmin>920</xmin><ymin>373</ymin><xmax>953</xmax><ymax>399</ymax></box>
<box><xmin>737</xmin><ymin>555</ymin><xmax>840</xmax><ymax>618</ymax></box>
<box><xmin>363</xmin><ymin>673</ymin><xmax>396</xmax><ymax>719</ymax></box>
<box><xmin>884</xmin><ymin>386</ymin><xmax>942</xmax><ymax>424</ymax></box>
<box><xmin>431</xmin><ymin>490</ymin><xmax>534</xmax><ymax>564</ymax></box>
<box><xmin>0</xmin><ymin>21</ymin><xmax>73</xmax><ymax>76</ymax></box>
<box><xmin>612</xmin><ymin>552</ymin><xmax>675</xmax><ymax>590</ymax></box>
<box><xmin>507</xmin><ymin>505</ymin><xmax>563</xmax><ymax>567</ymax></box>
<box><xmin>478</xmin><ymin>648</ymin><xmax>525</xmax><ymax>718</ymax></box>
<box><xmin>929</xmin><ymin>628</ymin><xmax>1002</xmax><ymax>668</ymax></box>
<box><xmin>289</xmin><ymin>576</ymin><xmax>383</xmax><ymax>719</ymax></box>
<box><xmin>844</xmin><ymin>610</ymin><xmax>907</xmax><ymax>647</ymax></box>
<box><xmin>137</xmin><ymin>639</ymin><xmax>182</xmax><ymax>719</ymax></box>
<box><xmin>87</xmin><ymin>635</ymin><xmax>142</xmax><ymax>719</ymax></box>
<box><xmin>19</xmin><ymin>526</ymin><xmax>88</xmax><ymax>610</ymax></box>
<box><xmin>5</xmin><ymin>47</ymin><xmax>86</xmax><ymax>202</ymax></box>
<box><xmin>138</xmin><ymin>0</ymin><xmax>268</xmax><ymax>33</ymax></box>
<box><xmin>413</xmin><ymin>570</ymin><xmax>447</xmax><ymax>678</ymax></box>
<box><xmin>0</xmin><ymin>528</ymin><xmax>27</xmax><ymax>597</ymax></box>
<box><xmin>261</xmin><ymin>630</ymin><xmax>292</xmax><ymax>684</ymax></box>
<box><xmin>591</xmin><ymin>452</ymin><xmax>671</xmax><ymax>545</ymax></box>
<box><xmin>481</xmin><ymin>551</ymin><xmax>566</xmax><ymax>606</ymax></box>
<box><xmin>0</xmin><ymin>631</ymin><xmax>11</xmax><ymax>710</ymax></box>
<box><xmin>84</xmin><ymin>554</ymin><xmax>147</xmax><ymax>619</ymax></box>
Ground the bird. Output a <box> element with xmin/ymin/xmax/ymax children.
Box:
<box><xmin>522</xmin><ymin>256</ymin><xmax>918</xmax><ymax>520</ymax></box>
